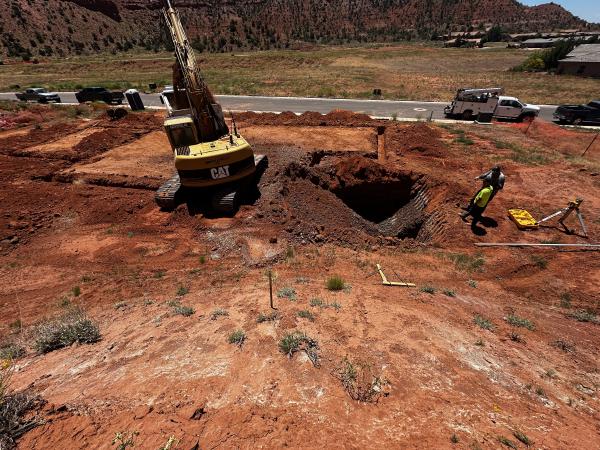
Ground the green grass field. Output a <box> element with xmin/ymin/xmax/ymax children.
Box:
<box><xmin>1</xmin><ymin>43</ymin><xmax>599</xmax><ymax>104</ymax></box>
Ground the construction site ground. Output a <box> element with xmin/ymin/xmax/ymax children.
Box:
<box><xmin>1</xmin><ymin>104</ymin><xmax>599</xmax><ymax>449</ymax></box>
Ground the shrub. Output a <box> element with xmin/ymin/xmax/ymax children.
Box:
<box><xmin>257</xmin><ymin>312</ymin><xmax>279</xmax><ymax>323</ymax></box>
<box><xmin>277</xmin><ymin>287</ymin><xmax>297</xmax><ymax>301</ymax></box>
<box><xmin>420</xmin><ymin>285</ymin><xmax>436</xmax><ymax>294</ymax></box>
<box><xmin>112</xmin><ymin>431</ymin><xmax>139</xmax><ymax>450</ymax></box>
<box><xmin>449</xmin><ymin>253</ymin><xmax>485</xmax><ymax>272</ymax></box>
<box><xmin>34</xmin><ymin>309</ymin><xmax>101</xmax><ymax>354</ymax></box>
<box><xmin>0</xmin><ymin>344</ymin><xmax>25</xmax><ymax>361</ymax></box>
<box><xmin>560</xmin><ymin>292</ymin><xmax>571</xmax><ymax>308</ymax></box>
<box><xmin>505</xmin><ymin>314</ymin><xmax>535</xmax><ymax>331</ymax></box>
<box><xmin>278</xmin><ymin>332</ymin><xmax>319</xmax><ymax>367</ymax></box>
<box><xmin>337</xmin><ymin>358</ymin><xmax>385</xmax><ymax>403</ymax></box>
<box><xmin>326</xmin><ymin>276</ymin><xmax>345</xmax><ymax>291</ymax></box>
<box><xmin>228</xmin><ymin>330</ymin><xmax>246</xmax><ymax>347</ymax></box>
<box><xmin>443</xmin><ymin>289</ymin><xmax>456</xmax><ymax>298</ymax></box>
<box><xmin>513</xmin><ymin>430</ymin><xmax>532</xmax><ymax>447</ymax></box>
<box><xmin>310</xmin><ymin>298</ymin><xmax>325</xmax><ymax>307</ymax></box>
<box><xmin>173</xmin><ymin>305</ymin><xmax>194</xmax><ymax>317</ymax></box>
<box><xmin>176</xmin><ymin>286</ymin><xmax>189</xmax><ymax>296</ymax></box>
<box><xmin>71</xmin><ymin>286</ymin><xmax>81</xmax><ymax>297</ymax></box>
<box><xmin>551</xmin><ymin>339</ymin><xmax>575</xmax><ymax>353</ymax></box>
<box><xmin>474</xmin><ymin>315</ymin><xmax>494</xmax><ymax>331</ymax></box>
<box><xmin>1</xmin><ymin>362</ymin><xmax>44</xmax><ymax>449</ymax></box>
<box><xmin>210</xmin><ymin>308</ymin><xmax>228</xmax><ymax>320</ymax></box>
<box><xmin>531</xmin><ymin>255</ymin><xmax>548</xmax><ymax>270</ymax></box>
<box><xmin>498</xmin><ymin>436</ymin><xmax>518</xmax><ymax>449</ymax></box>
<box><xmin>569</xmin><ymin>310</ymin><xmax>598</xmax><ymax>323</ymax></box>
<box><xmin>297</xmin><ymin>310</ymin><xmax>315</xmax><ymax>321</ymax></box>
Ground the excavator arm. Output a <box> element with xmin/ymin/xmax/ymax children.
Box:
<box><xmin>163</xmin><ymin>0</ymin><xmax>229</xmax><ymax>143</ymax></box>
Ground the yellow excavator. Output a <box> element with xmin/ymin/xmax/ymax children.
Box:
<box><xmin>155</xmin><ymin>0</ymin><xmax>266</xmax><ymax>213</ymax></box>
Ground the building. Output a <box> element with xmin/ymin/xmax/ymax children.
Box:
<box><xmin>558</xmin><ymin>44</ymin><xmax>600</xmax><ymax>77</ymax></box>
<box><xmin>520</xmin><ymin>38</ymin><xmax>565</xmax><ymax>48</ymax></box>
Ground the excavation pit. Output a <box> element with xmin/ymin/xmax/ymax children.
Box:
<box><xmin>278</xmin><ymin>153</ymin><xmax>430</xmax><ymax>243</ymax></box>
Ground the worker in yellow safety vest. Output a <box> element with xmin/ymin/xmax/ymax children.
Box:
<box><xmin>461</xmin><ymin>185</ymin><xmax>494</xmax><ymax>225</ymax></box>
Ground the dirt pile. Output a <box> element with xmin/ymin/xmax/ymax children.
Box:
<box><xmin>237</xmin><ymin>110</ymin><xmax>379</xmax><ymax>128</ymax></box>
<box><xmin>385</xmin><ymin>122</ymin><xmax>446</xmax><ymax>157</ymax></box>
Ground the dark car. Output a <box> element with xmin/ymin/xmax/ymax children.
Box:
<box><xmin>554</xmin><ymin>101</ymin><xmax>600</xmax><ymax>126</ymax></box>
<box><xmin>15</xmin><ymin>88</ymin><xmax>61</xmax><ymax>103</ymax></box>
<box><xmin>75</xmin><ymin>87</ymin><xmax>124</xmax><ymax>105</ymax></box>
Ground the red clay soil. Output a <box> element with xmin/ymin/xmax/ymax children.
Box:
<box><xmin>385</xmin><ymin>122</ymin><xmax>447</xmax><ymax>158</ymax></box>
<box><xmin>1</xmin><ymin>108</ymin><xmax>599</xmax><ymax>449</ymax></box>
<box><xmin>237</xmin><ymin>109</ymin><xmax>378</xmax><ymax>127</ymax></box>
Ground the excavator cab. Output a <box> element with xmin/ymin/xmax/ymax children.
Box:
<box><xmin>164</xmin><ymin>116</ymin><xmax>198</xmax><ymax>148</ymax></box>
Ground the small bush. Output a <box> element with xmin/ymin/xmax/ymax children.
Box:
<box><xmin>0</xmin><ymin>344</ymin><xmax>25</xmax><ymax>361</ymax></box>
<box><xmin>1</xmin><ymin>362</ymin><xmax>44</xmax><ymax>449</ymax></box>
<box><xmin>530</xmin><ymin>255</ymin><xmax>548</xmax><ymax>270</ymax></box>
<box><xmin>474</xmin><ymin>315</ymin><xmax>494</xmax><ymax>331</ymax></box>
<box><xmin>277</xmin><ymin>287</ymin><xmax>297</xmax><ymax>301</ymax></box>
<box><xmin>71</xmin><ymin>286</ymin><xmax>81</xmax><ymax>297</ymax></box>
<box><xmin>559</xmin><ymin>292</ymin><xmax>571</xmax><ymax>309</ymax></box>
<box><xmin>257</xmin><ymin>312</ymin><xmax>279</xmax><ymax>323</ymax></box>
<box><xmin>551</xmin><ymin>339</ymin><xmax>575</xmax><ymax>353</ymax></box>
<box><xmin>505</xmin><ymin>314</ymin><xmax>535</xmax><ymax>331</ymax></box>
<box><xmin>34</xmin><ymin>309</ymin><xmax>101</xmax><ymax>354</ymax></box>
<box><xmin>443</xmin><ymin>289</ymin><xmax>456</xmax><ymax>298</ymax></box>
<box><xmin>569</xmin><ymin>310</ymin><xmax>598</xmax><ymax>323</ymax></box>
<box><xmin>450</xmin><ymin>434</ymin><xmax>459</xmax><ymax>444</ymax></box>
<box><xmin>112</xmin><ymin>431</ymin><xmax>139</xmax><ymax>450</ymax></box>
<box><xmin>173</xmin><ymin>305</ymin><xmax>194</xmax><ymax>317</ymax></box>
<box><xmin>310</xmin><ymin>298</ymin><xmax>325</xmax><ymax>307</ymax></box>
<box><xmin>154</xmin><ymin>271</ymin><xmax>165</xmax><ymax>279</ymax></box>
<box><xmin>279</xmin><ymin>332</ymin><xmax>319</xmax><ymax>367</ymax></box>
<box><xmin>297</xmin><ymin>310</ymin><xmax>315</xmax><ymax>321</ymax></box>
<box><xmin>475</xmin><ymin>339</ymin><xmax>484</xmax><ymax>347</ymax></box>
<box><xmin>228</xmin><ymin>330</ymin><xmax>246</xmax><ymax>347</ymax></box>
<box><xmin>199</xmin><ymin>255</ymin><xmax>206</xmax><ymax>264</ymax></box>
<box><xmin>326</xmin><ymin>276</ymin><xmax>345</xmax><ymax>291</ymax></box>
<box><xmin>210</xmin><ymin>308</ymin><xmax>228</xmax><ymax>320</ymax></box>
<box><xmin>176</xmin><ymin>286</ymin><xmax>189</xmax><ymax>296</ymax></box>
<box><xmin>509</xmin><ymin>331</ymin><xmax>523</xmax><ymax>343</ymax></box>
<box><xmin>337</xmin><ymin>358</ymin><xmax>385</xmax><ymax>403</ymax></box>
<box><xmin>449</xmin><ymin>253</ymin><xmax>485</xmax><ymax>272</ymax></box>
<box><xmin>420</xmin><ymin>285</ymin><xmax>436</xmax><ymax>294</ymax></box>
<box><xmin>498</xmin><ymin>436</ymin><xmax>518</xmax><ymax>449</ymax></box>
<box><xmin>468</xmin><ymin>280</ymin><xmax>478</xmax><ymax>288</ymax></box>
<box><xmin>513</xmin><ymin>430</ymin><xmax>532</xmax><ymax>447</ymax></box>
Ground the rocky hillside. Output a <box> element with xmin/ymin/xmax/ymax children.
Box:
<box><xmin>0</xmin><ymin>0</ymin><xmax>594</xmax><ymax>58</ymax></box>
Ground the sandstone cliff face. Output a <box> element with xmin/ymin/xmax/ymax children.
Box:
<box><xmin>0</xmin><ymin>0</ymin><xmax>592</xmax><ymax>58</ymax></box>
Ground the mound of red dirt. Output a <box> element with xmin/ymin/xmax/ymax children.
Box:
<box><xmin>237</xmin><ymin>110</ymin><xmax>380</xmax><ymax>128</ymax></box>
<box><xmin>385</xmin><ymin>122</ymin><xmax>446</xmax><ymax>157</ymax></box>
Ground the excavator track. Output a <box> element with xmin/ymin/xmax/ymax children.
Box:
<box><xmin>155</xmin><ymin>173</ymin><xmax>181</xmax><ymax>210</ymax></box>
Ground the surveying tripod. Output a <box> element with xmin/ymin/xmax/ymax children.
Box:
<box><xmin>537</xmin><ymin>198</ymin><xmax>588</xmax><ymax>238</ymax></box>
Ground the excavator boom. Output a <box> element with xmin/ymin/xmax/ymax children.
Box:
<box><xmin>162</xmin><ymin>0</ymin><xmax>228</xmax><ymax>142</ymax></box>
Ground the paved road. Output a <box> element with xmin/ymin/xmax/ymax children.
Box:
<box><xmin>0</xmin><ymin>92</ymin><xmax>558</xmax><ymax>121</ymax></box>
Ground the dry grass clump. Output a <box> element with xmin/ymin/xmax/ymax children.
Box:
<box><xmin>1</xmin><ymin>361</ymin><xmax>45</xmax><ymax>449</ymax></box>
<box><xmin>33</xmin><ymin>308</ymin><xmax>101</xmax><ymax>354</ymax></box>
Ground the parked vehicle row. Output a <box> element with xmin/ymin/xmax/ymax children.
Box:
<box><xmin>15</xmin><ymin>87</ymin><xmax>124</xmax><ymax>105</ymax></box>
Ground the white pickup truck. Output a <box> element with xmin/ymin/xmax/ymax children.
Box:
<box><xmin>444</xmin><ymin>88</ymin><xmax>540</xmax><ymax>122</ymax></box>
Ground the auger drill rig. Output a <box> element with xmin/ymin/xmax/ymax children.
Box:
<box><xmin>155</xmin><ymin>0</ymin><xmax>266</xmax><ymax>213</ymax></box>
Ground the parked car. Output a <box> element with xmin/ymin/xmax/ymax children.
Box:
<box><xmin>75</xmin><ymin>87</ymin><xmax>124</xmax><ymax>105</ymax></box>
<box><xmin>444</xmin><ymin>88</ymin><xmax>540</xmax><ymax>122</ymax></box>
<box><xmin>15</xmin><ymin>88</ymin><xmax>61</xmax><ymax>103</ymax></box>
<box><xmin>553</xmin><ymin>101</ymin><xmax>600</xmax><ymax>126</ymax></box>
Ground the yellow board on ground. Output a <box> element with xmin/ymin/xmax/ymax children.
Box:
<box><xmin>508</xmin><ymin>209</ymin><xmax>539</xmax><ymax>230</ymax></box>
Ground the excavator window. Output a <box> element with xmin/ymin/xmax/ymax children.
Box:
<box><xmin>167</xmin><ymin>124</ymin><xmax>197</xmax><ymax>148</ymax></box>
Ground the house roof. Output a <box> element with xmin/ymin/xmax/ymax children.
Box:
<box><xmin>560</xmin><ymin>44</ymin><xmax>600</xmax><ymax>63</ymax></box>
